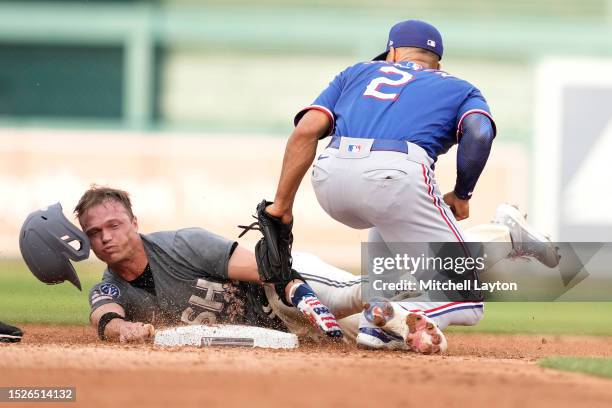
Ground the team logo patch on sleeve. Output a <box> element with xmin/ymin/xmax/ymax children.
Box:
<box><xmin>99</xmin><ymin>283</ymin><xmax>121</xmax><ymax>298</ymax></box>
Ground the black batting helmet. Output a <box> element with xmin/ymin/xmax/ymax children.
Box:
<box><xmin>19</xmin><ymin>203</ymin><xmax>90</xmax><ymax>291</ymax></box>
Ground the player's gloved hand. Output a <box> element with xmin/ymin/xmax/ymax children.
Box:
<box><xmin>238</xmin><ymin>200</ymin><xmax>294</xmax><ymax>285</ymax></box>
<box><xmin>443</xmin><ymin>191</ymin><xmax>470</xmax><ymax>221</ymax></box>
<box><xmin>289</xmin><ymin>282</ymin><xmax>343</xmax><ymax>339</ymax></box>
<box><xmin>118</xmin><ymin>321</ymin><xmax>155</xmax><ymax>343</ymax></box>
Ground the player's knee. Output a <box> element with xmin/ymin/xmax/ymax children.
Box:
<box><xmin>447</xmin><ymin>304</ymin><xmax>484</xmax><ymax>327</ymax></box>
<box><xmin>465</xmin><ymin>304</ymin><xmax>484</xmax><ymax>326</ymax></box>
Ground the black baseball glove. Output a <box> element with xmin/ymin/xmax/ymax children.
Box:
<box><xmin>238</xmin><ymin>199</ymin><xmax>295</xmax><ymax>285</ymax></box>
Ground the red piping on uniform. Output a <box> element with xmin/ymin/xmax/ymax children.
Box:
<box><xmin>408</xmin><ymin>301</ymin><xmax>483</xmax><ymax>313</ymax></box>
<box><xmin>421</xmin><ymin>163</ymin><xmax>463</xmax><ymax>243</ymax></box>
<box><xmin>302</xmin><ymin>105</ymin><xmax>335</xmax><ymax>136</ymax></box>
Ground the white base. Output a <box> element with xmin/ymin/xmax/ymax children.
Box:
<box><xmin>154</xmin><ymin>324</ymin><xmax>299</xmax><ymax>349</ymax></box>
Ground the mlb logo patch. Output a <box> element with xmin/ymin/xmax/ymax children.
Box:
<box><xmin>427</xmin><ymin>39</ymin><xmax>436</xmax><ymax>47</ymax></box>
<box><xmin>338</xmin><ymin>137</ymin><xmax>372</xmax><ymax>158</ymax></box>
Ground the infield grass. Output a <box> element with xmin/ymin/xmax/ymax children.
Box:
<box><xmin>2</xmin><ymin>258</ymin><xmax>612</xmax><ymax>334</ymax></box>
<box><xmin>540</xmin><ymin>357</ymin><xmax>612</xmax><ymax>379</ymax></box>
<box><xmin>0</xmin><ymin>259</ymin><xmax>102</xmax><ymax>325</ymax></box>
<box><xmin>446</xmin><ymin>302</ymin><xmax>612</xmax><ymax>336</ymax></box>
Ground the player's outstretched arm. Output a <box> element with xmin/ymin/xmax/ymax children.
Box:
<box><xmin>90</xmin><ymin>302</ymin><xmax>154</xmax><ymax>343</ymax></box>
<box><xmin>447</xmin><ymin>112</ymin><xmax>496</xmax><ymax>220</ymax></box>
<box><xmin>227</xmin><ymin>244</ymin><xmax>262</xmax><ymax>282</ymax></box>
<box><xmin>267</xmin><ymin>109</ymin><xmax>331</xmax><ymax>223</ymax></box>
<box><xmin>227</xmin><ymin>245</ymin><xmax>326</xmax><ymax>304</ymax></box>
<box><xmin>227</xmin><ymin>244</ymin><xmax>308</xmax><ymax>300</ymax></box>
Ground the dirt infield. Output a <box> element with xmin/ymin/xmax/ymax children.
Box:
<box><xmin>2</xmin><ymin>325</ymin><xmax>612</xmax><ymax>407</ymax></box>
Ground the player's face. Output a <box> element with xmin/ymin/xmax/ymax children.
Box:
<box><xmin>80</xmin><ymin>200</ymin><xmax>141</xmax><ymax>266</ymax></box>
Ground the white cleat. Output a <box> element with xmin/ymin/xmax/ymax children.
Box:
<box><xmin>492</xmin><ymin>203</ymin><xmax>561</xmax><ymax>268</ymax></box>
<box><xmin>362</xmin><ymin>299</ymin><xmax>447</xmax><ymax>354</ymax></box>
<box><xmin>357</xmin><ymin>301</ymin><xmax>407</xmax><ymax>350</ymax></box>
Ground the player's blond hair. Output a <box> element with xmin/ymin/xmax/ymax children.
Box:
<box><xmin>74</xmin><ymin>185</ymin><xmax>134</xmax><ymax>222</ymax></box>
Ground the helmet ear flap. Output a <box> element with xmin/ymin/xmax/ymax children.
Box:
<box><xmin>19</xmin><ymin>203</ymin><xmax>90</xmax><ymax>291</ymax></box>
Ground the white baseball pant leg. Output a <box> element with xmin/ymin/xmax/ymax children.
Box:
<box><xmin>312</xmin><ymin>140</ymin><xmax>483</xmax><ymax>330</ymax></box>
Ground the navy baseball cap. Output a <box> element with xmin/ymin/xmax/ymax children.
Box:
<box><xmin>373</xmin><ymin>20</ymin><xmax>443</xmax><ymax>61</ymax></box>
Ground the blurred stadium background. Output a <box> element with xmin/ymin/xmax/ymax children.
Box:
<box><xmin>1</xmin><ymin>1</ymin><xmax>612</xmax><ymax>324</ymax></box>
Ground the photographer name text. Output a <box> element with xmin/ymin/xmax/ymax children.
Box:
<box><xmin>372</xmin><ymin>279</ymin><xmax>518</xmax><ymax>293</ymax></box>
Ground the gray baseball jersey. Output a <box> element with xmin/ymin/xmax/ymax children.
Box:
<box><xmin>89</xmin><ymin>228</ymin><xmax>284</xmax><ymax>329</ymax></box>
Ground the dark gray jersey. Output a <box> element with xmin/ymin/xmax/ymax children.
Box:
<box><xmin>89</xmin><ymin>228</ymin><xmax>284</xmax><ymax>329</ymax></box>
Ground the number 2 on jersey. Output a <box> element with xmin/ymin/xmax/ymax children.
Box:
<box><xmin>363</xmin><ymin>66</ymin><xmax>414</xmax><ymax>101</ymax></box>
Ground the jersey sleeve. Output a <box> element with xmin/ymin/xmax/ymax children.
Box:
<box><xmin>173</xmin><ymin>228</ymin><xmax>236</xmax><ymax>280</ymax></box>
<box><xmin>294</xmin><ymin>69</ymin><xmax>347</xmax><ymax>138</ymax></box>
<box><xmin>89</xmin><ymin>278</ymin><xmax>130</xmax><ymax>315</ymax></box>
<box><xmin>89</xmin><ymin>277</ymin><xmax>158</xmax><ymax>323</ymax></box>
<box><xmin>455</xmin><ymin>87</ymin><xmax>496</xmax><ymax>140</ymax></box>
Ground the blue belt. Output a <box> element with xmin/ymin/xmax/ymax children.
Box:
<box><xmin>327</xmin><ymin>136</ymin><xmax>409</xmax><ymax>154</ymax></box>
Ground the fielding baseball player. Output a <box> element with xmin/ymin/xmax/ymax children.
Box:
<box><xmin>20</xmin><ymin>186</ymin><xmax>558</xmax><ymax>353</ymax></box>
<box><xmin>265</xmin><ymin>20</ymin><xmax>558</xmax><ymax>352</ymax></box>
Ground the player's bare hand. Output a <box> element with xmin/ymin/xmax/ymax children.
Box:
<box><xmin>118</xmin><ymin>321</ymin><xmax>155</xmax><ymax>343</ymax></box>
<box><xmin>443</xmin><ymin>192</ymin><xmax>469</xmax><ymax>221</ymax></box>
<box><xmin>265</xmin><ymin>202</ymin><xmax>293</xmax><ymax>224</ymax></box>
